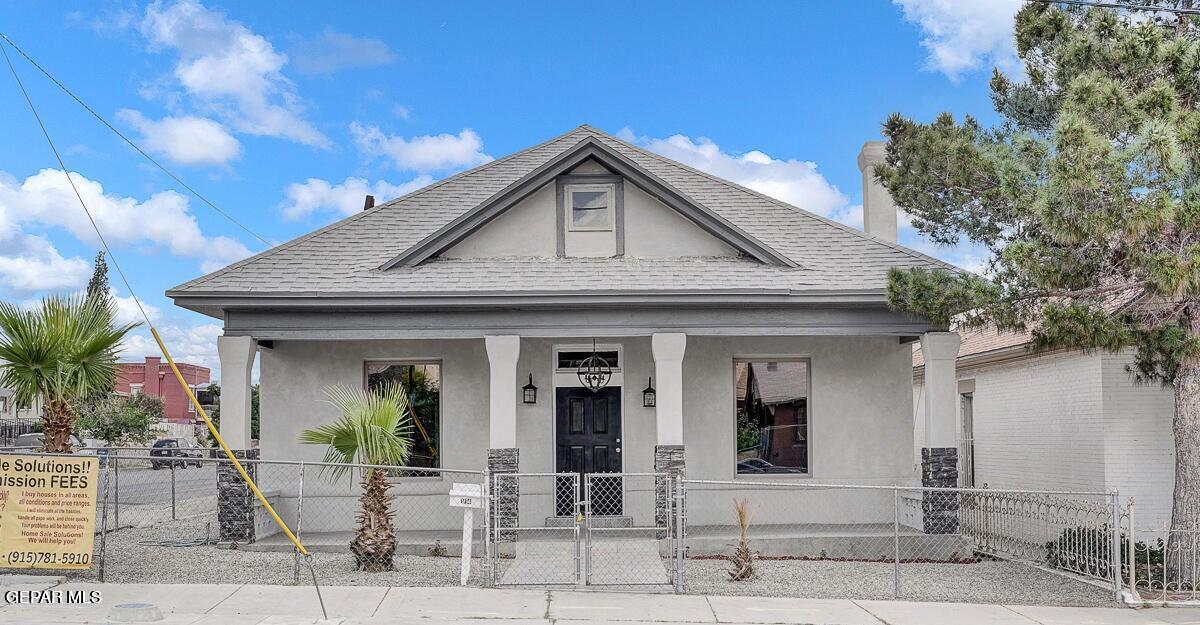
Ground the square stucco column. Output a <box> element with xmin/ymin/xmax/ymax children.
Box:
<box><xmin>217</xmin><ymin>335</ymin><xmax>256</xmax><ymax>449</ymax></box>
<box><xmin>652</xmin><ymin>333</ymin><xmax>686</xmax><ymax>533</ymax></box>
<box><xmin>485</xmin><ymin>336</ymin><xmax>520</xmax><ymax>540</ymax></box>
<box><xmin>216</xmin><ymin>335</ymin><xmax>257</xmax><ymax>544</ymax></box>
<box><xmin>920</xmin><ymin>331</ymin><xmax>961</xmax><ymax>534</ymax></box>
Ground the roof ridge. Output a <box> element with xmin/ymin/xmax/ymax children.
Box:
<box><xmin>170</xmin><ymin>126</ymin><xmax>594</xmax><ymax>293</ymax></box>
<box><xmin>596</xmin><ymin>130</ymin><xmax>958</xmax><ymax>272</ymax></box>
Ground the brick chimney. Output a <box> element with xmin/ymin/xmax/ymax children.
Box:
<box><xmin>143</xmin><ymin>356</ymin><xmax>162</xmax><ymax>397</ymax></box>
<box><xmin>857</xmin><ymin>141</ymin><xmax>898</xmax><ymax>243</ymax></box>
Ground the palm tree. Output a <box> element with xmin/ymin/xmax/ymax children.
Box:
<box><xmin>0</xmin><ymin>295</ymin><xmax>136</xmax><ymax>453</ymax></box>
<box><xmin>299</xmin><ymin>383</ymin><xmax>413</xmax><ymax>571</ymax></box>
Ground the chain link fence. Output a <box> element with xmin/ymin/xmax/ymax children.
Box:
<box><xmin>677</xmin><ymin>479</ymin><xmax>1120</xmax><ymax>605</ymax></box>
<box><xmin>1</xmin><ymin>447</ymin><xmax>1181</xmax><ymax>608</ymax></box>
<box><xmin>1</xmin><ymin>449</ymin><xmax>488</xmax><ymax>588</ymax></box>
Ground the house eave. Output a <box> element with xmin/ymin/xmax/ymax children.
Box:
<box><xmin>169</xmin><ymin>287</ymin><xmax>896</xmax><ymax>316</ymax></box>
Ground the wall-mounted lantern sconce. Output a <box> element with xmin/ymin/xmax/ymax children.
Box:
<box><xmin>522</xmin><ymin>374</ymin><xmax>538</xmax><ymax>404</ymax></box>
<box><xmin>642</xmin><ymin>376</ymin><xmax>656</xmax><ymax>408</ymax></box>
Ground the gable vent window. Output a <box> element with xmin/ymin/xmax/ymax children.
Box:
<box><xmin>567</xmin><ymin>184</ymin><xmax>614</xmax><ymax>231</ymax></box>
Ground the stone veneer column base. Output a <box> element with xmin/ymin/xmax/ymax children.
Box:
<box><xmin>654</xmin><ymin>445</ymin><xmax>685</xmax><ymax>538</ymax></box>
<box><xmin>488</xmin><ymin>448</ymin><xmax>519</xmax><ymax>542</ymax></box>
<box><xmin>921</xmin><ymin>446</ymin><xmax>959</xmax><ymax>535</ymax></box>
<box><xmin>217</xmin><ymin>449</ymin><xmax>259</xmax><ymax>543</ymax></box>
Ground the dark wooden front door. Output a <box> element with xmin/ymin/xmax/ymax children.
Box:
<box><xmin>555</xmin><ymin>386</ymin><xmax>622</xmax><ymax>516</ymax></box>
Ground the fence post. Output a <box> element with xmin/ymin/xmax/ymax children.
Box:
<box><xmin>893</xmin><ymin>487</ymin><xmax>901</xmax><ymax>598</ymax></box>
<box><xmin>1127</xmin><ymin>497</ymin><xmax>1137</xmax><ymax>601</ymax></box>
<box><xmin>113</xmin><ymin>453</ymin><xmax>120</xmax><ymax>529</ymax></box>
<box><xmin>1110</xmin><ymin>491</ymin><xmax>1121</xmax><ymax>602</ymax></box>
<box><xmin>674</xmin><ymin>475</ymin><xmax>686</xmax><ymax>593</ymax></box>
<box><xmin>97</xmin><ymin>457</ymin><xmax>113</xmax><ymax>583</ymax></box>
<box><xmin>293</xmin><ymin>462</ymin><xmax>305</xmax><ymax>585</ymax></box>
<box><xmin>170</xmin><ymin>461</ymin><xmax>177</xmax><ymax>521</ymax></box>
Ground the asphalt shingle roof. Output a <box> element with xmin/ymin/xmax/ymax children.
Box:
<box><xmin>168</xmin><ymin>125</ymin><xmax>954</xmax><ymax>297</ymax></box>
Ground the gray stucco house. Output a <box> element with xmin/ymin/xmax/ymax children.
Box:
<box><xmin>167</xmin><ymin>125</ymin><xmax>963</xmax><ymax>532</ymax></box>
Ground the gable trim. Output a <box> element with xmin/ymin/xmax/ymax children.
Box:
<box><xmin>381</xmin><ymin>137</ymin><xmax>797</xmax><ymax>269</ymax></box>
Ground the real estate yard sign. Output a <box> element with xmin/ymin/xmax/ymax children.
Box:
<box><xmin>0</xmin><ymin>455</ymin><xmax>98</xmax><ymax>569</ymax></box>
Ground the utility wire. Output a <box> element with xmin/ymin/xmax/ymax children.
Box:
<box><xmin>1028</xmin><ymin>0</ymin><xmax>1200</xmax><ymax>16</ymax></box>
<box><xmin>0</xmin><ymin>38</ymin><xmax>153</xmax><ymax>325</ymax></box>
<box><xmin>2</xmin><ymin>37</ymin><xmax>324</xmax><ymax>618</ymax></box>
<box><xmin>0</xmin><ymin>30</ymin><xmax>271</xmax><ymax>247</ymax></box>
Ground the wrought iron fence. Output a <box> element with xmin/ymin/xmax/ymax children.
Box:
<box><xmin>1126</xmin><ymin>501</ymin><xmax>1200</xmax><ymax>604</ymax></box>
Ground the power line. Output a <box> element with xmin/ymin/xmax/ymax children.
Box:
<box><xmin>1028</xmin><ymin>0</ymin><xmax>1200</xmax><ymax>16</ymax></box>
<box><xmin>0</xmin><ymin>31</ymin><xmax>271</xmax><ymax>247</ymax></box>
<box><xmin>0</xmin><ymin>38</ymin><xmax>152</xmax><ymax>325</ymax></box>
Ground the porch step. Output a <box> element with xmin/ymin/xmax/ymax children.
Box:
<box><xmin>544</xmin><ymin>516</ymin><xmax>633</xmax><ymax>528</ymax></box>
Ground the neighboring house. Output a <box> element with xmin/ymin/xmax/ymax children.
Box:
<box><xmin>116</xmin><ymin>356</ymin><xmax>211</xmax><ymax>423</ymax></box>
<box><xmin>168</xmin><ymin>125</ymin><xmax>964</xmax><ymax>533</ymax></box>
<box><xmin>912</xmin><ymin>329</ymin><xmax>1175</xmax><ymax>529</ymax></box>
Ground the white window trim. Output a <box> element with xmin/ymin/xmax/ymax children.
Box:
<box><xmin>565</xmin><ymin>183</ymin><xmax>615</xmax><ymax>232</ymax></box>
<box><xmin>130</xmin><ymin>383</ymin><xmax>143</xmax><ymax>396</ymax></box>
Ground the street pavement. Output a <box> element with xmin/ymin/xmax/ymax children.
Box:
<box><xmin>0</xmin><ymin>579</ymin><xmax>1193</xmax><ymax>625</ymax></box>
<box><xmin>109</xmin><ymin>464</ymin><xmax>215</xmax><ymax>505</ymax></box>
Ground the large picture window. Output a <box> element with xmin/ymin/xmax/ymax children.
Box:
<box><xmin>735</xmin><ymin>360</ymin><xmax>810</xmax><ymax>475</ymax></box>
<box><xmin>366</xmin><ymin>362</ymin><xmax>441</xmax><ymax>469</ymax></box>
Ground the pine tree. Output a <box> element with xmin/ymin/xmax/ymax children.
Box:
<box><xmin>877</xmin><ymin>1</ymin><xmax>1200</xmax><ymax>578</ymax></box>
<box><xmin>85</xmin><ymin>252</ymin><xmax>109</xmax><ymax>303</ymax></box>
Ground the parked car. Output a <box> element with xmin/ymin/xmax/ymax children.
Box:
<box><xmin>10</xmin><ymin>432</ymin><xmax>110</xmax><ymax>466</ymax></box>
<box><xmin>150</xmin><ymin>438</ymin><xmax>204</xmax><ymax>469</ymax></box>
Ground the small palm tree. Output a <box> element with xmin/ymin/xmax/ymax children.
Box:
<box><xmin>0</xmin><ymin>295</ymin><xmax>136</xmax><ymax>453</ymax></box>
<box><xmin>299</xmin><ymin>383</ymin><xmax>413</xmax><ymax>571</ymax></box>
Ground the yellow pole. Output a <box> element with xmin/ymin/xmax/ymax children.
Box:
<box><xmin>150</xmin><ymin>327</ymin><xmax>308</xmax><ymax>556</ymax></box>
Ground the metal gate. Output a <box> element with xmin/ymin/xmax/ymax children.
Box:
<box><xmin>489</xmin><ymin>471</ymin><xmax>679</xmax><ymax>588</ymax></box>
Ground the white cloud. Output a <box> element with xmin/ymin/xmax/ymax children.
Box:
<box><xmin>139</xmin><ymin>0</ymin><xmax>329</xmax><ymax>147</ymax></box>
<box><xmin>350</xmin><ymin>122</ymin><xmax>492</xmax><ymax>172</ymax></box>
<box><xmin>280</xmin><ymin>176</ymin><xmax>433</xmax><ymax>222</ymax></box>
<box><xmin>0</xmin><ymin>235</ymin><xmax>90</xmax><ymax>291</ymax></box>
<box><xmin>111</xmin><ymin>289</ymin><xmax>161</xmax><ymax>327</ymax></box>
<box><xmin>288</xmin><ymin>30</ymin><xmax>397</xmax><ymax>75</ymax></box>
<box><xmin>118</xmin><ymin>109</ymin><xmax>241</xmax><ymax>167</ymax></box>
<box><xmin>392</xmin><ymin>105</ymin><xmax>412</xmax><ymax>120</ymax></box>
<box><xmin>618</xmin><ymin>128</ymin><xmax>853</xmax><ymax>222</ymax></box>
<box><xmin>894</xmin><ymin>0</ymin><xmax>1022</xmax><ymax>80</ymax></box>
<box><xmin>121</xmin><ymin>321</ymin><xmax>222</xmax><ymax>376</ymax></box>
<box><xmin>0</xmin><ymin>169</ymin><xmax>253</xmax><ymax>273</ymax></box>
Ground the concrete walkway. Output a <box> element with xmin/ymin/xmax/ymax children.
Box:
<box><xmin>0</xmin><ymin>580</ymin><xmax>1191</xmax><ymax>625</ymax></box>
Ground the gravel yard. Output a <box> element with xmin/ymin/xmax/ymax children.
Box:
<box><xmin>5</xmin><ymin>514</ymin><xmax>1115</xmax><ymax>607</ymax></box>
<box><xmin>42</xmin><ymin>515</ymin><xmax>480</xmax><ymax>587</ymax></box>
<box><xmin>683</xmin><ymin>557</ymin><xmax>1115</xmax><ymax>606</ymax></box>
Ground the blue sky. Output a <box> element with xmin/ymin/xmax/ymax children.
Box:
<box><xmin>0</xmin><ymin>0</ymin><xmax>1022</xmax><ymax>374</ymax></box>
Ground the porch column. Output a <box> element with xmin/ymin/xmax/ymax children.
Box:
<box><xmin>217</xmin><ymin>335</ymin><xmax>256</xmax><ymax>449</ymax></box>
<box><xmin>216</xmin><ymin>335</ymin><xmax>258</xmax><ymax>543</ymax></box>
<box><xmin>485</xmin><ymin>335</ymin><xmax>520</xmax><ymax>539</ymax></box>
<box><xmin>920</xmin><ymin>331</ymin><xmax>961</xmax><ymax>534</ymax></box>
<box><xmin>652</xmin><ymin>333</ymin><xmax>686</xmax><ymax>532</ymax></box>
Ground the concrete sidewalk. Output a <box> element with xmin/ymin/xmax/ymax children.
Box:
<box><xmin>0</xmin><ymin>580</ymin><xmax>1192</xmax><ymax>625</ymax></box>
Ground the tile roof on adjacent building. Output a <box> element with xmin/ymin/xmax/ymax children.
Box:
<box><xmin>168</xmin><ymin>125</ymin><xmax>955</xmax><ymax>300</ymax></box>
<box><xmin>911</xmin><ymin>326</ymin><xmax>1033</xmax><ymax>369</ymax></box>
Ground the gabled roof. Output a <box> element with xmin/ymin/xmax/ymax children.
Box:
<box><xmin>168</xmin><ymin>125</ymin><xmax>955</xmax><ymax>307</ymax></box>
<box><xmin>384</xmin><ymin>137</ymin><xmax>795</xmax><ymax>269</ymax></box>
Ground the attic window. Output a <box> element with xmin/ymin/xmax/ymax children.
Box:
<box><xmin>566</xmin><ymin>184</ymin><xmax>614</xmax><ymax>231</ymax></box>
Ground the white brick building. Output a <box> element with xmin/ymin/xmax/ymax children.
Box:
<box><xmin>913</xmin><ymin>329</ymin><xmax>1176</xmax><ymax>528</ymax></box>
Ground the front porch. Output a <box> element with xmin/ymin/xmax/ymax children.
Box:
<box><xmin>212</xmin><ymin>318</ymin><xmax>963</xmax><ymax>539</ymax></box>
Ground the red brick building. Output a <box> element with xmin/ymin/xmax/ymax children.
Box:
<box><xmin>115</xmin><ymin>357</ymin><xmax>211</xmax><ymax>423</ymax></box>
